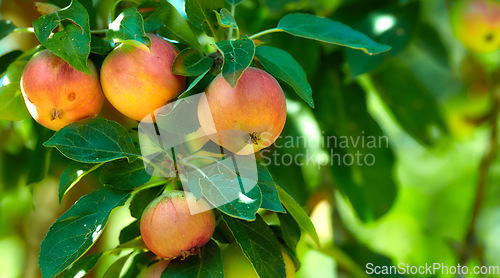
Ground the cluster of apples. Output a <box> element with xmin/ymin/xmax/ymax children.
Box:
<box><xmin>450</xmin><ymin>0</ymin><xmax>500</xmax><ymax>54</ymax></box>
<box><xmin>20</xmin><ymin>33</ymin><xmax>287</xmax><ymax>155</ymax></box>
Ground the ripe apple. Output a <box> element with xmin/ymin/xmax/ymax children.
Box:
<box><xmin>100</xmin><ymin>34</ymin><xmax>185</xmax><ymax>121</ymax></box>
<box><xmin>450</xmin><ymin>0</ymin><xmax>500</xmax><ymax>53</ymax></box>
<box><xmin>197</xmin><ymin>67</ymin><xmax>287</xmax><ymax>155</ymax></box>
<box><xmin>20</xmin><ymin>49</ymin><xmax>104</xmax><ymax>131</ymax></box>
<box><xmin>137</xmin><ymin>260</ymin><xmax>169</xmax><ymax>278</ymax></box>
<box><xmin>140</xmin><ymin>190</ymin><xmax>215</xmax><ymax>259</ymax></box>
<box><xmin>221</xmin><ymin>243</ymin><xmax>296</xmax><ymax>278</ymax></box>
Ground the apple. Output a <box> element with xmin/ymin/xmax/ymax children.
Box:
<box><xmin>137</xmin><ymin>260</ymin><xmax>170</xmax><ymax>278</ymax></box>
<box><xmin>221</xmin><ymin>243</ymin><xmax>296</xmax><ymax>278</ymax></box>
<box><xmin>140</xmin><ymin>190</ymin><xmax>215</xmax><ymax>259</ymax></box>
<box><xmin>20</xmin><ymin>49</ymin><xmax>104</xmax><ymax>131</ymax></box>
<box><xmin>450</xmin><ymin>0</ymin><xmax>500</xmax><ymax>53</ymax></box>
<box><xmin>197</xmin><ymin>67</ymin><xmax>287</xmax><ymax>155</ymax></box>
<box><xmin>100</xmin><ymin>34</ymin><xmax>185</xmax><ymax>121</ymax></box>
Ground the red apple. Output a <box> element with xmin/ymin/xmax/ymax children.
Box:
<box><xmin>100</xmin><ymin>34</ymin><xmax>185</xmax><ymax>121</ymax></box>
<box><xmin>20</xmin><ymin>49</ymin><xmax>104</xmax><ymax>131</ymax></box>
<box><xmin>197</xmin><ymin>67</ymin><xmax>287</xmax><ymax>155</ymax></box>
<box><xmin>140</xmin><ymin>190</ymin><xmax>215</xmax><ymax>259</ymax></box>
<box><xmin>450</xmin><ymin>0</ymin><xmax>500</xmax><ymax>53</ymax></box>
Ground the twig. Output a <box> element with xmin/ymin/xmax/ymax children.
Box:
<box><xmin>460</xmin><ymin>82</ymin><xmax>500</xmax><ymax>264</ymax></box>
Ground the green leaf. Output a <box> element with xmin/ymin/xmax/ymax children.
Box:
<box><xmin>222</xmin><ymin>214</ymin><xmax>286</xmax><ymax>278</ymax></box>
<box><xmin>33</xmin><ymin>0</ymin><xmax>91</xmax><ymax>74</ymax></box>
<box><xmin>201</xmin><ymin>174</ymin><xmax>262</xmax><ymax>220</ymax></box>
<box><xmin>59</xmin><ymin>162</ymin><xmax>101</xmax><ymax>203</ymax></box>
<box><xmin>178</xmin><ymin>69</ymin><xmax>215</xmax><ymax>99</ymax></box>
<box><xmin>129</xmin><ymin>185</ymin><xmax>164</xmax><ymax>218</ymax></box>
<box><xmin>255</xmin><ymin>46</ymin><xmax>314</xmax><ymax>108</ymax></box>
<box><xmin>156</xmin><ymin>1</ymin><xmax>201</xmax><ymax>48</ymax></box>
<box><xmin>172</xmin><ymin>48</ymin><xmax>214</xmax><ymax>76</ymax></box>
<box><xmin>256</xmin><ymin>164</ymin><xmax>285</xmax><ymax>212</ymax></box>
<box><xmin>26</xmin><ymin>126</ymin><xmax>54</xmax><ymax>185</ymax></box>
<box><xmin>216</xmin><ymin>37</ymin><xmax>255</xmax><ymax>87</ymax></box>
<box><xmin>0</xmin><ymin>20</ymin><xmax>16</xmax><ymax>40</ymax></box>
<box><xmin>277</xmin><ymin>13</ymin><xmax>391</xmax><ymax>55</ymax></box>
<box><xmin>160</xmin><ymin>240</ymin><xmax>223</xmax><ymax>278</ymax></box>
<box><xmin>185</xmin><ymin>0</ymin><xmax>224</xmax><ymax>37</ymax></box>
<box><xmin>0</xmin><ymin>50</ymin><xmax>23</xmax><ymax>76</ymax></box>
<box><xmin>0</xmin><ymin>61</ymin><xmax>30</xmax><ymax>121</ymax></box>
<box><xmin>0</xmin><ymin>84</ymin><xmax>29</xmax><ymax>121</ymax></box>
<box><xmin>371</xmin><ymin>62</ymin><xmax>447</xmax><ymax>145</ymax></box>
<box><xmin>121</xmin><ymin>252</ymin><xmax>154</xmax><ymax>278</ymax></box>
<box><xmin>316</xmin><ymin>75</ymin><xmax>397</xmax><ymax>221</ymax></box>
<box><xmin>119</xmin><ymin>220</ymin><xmax>140</xmax><ymax>244</ymax></box>
<box><xmin>103</xmin><ymin>254</ymin><xmax>133</xmax><ymax>278</ymax></box>
<box><xmin>58</xmin><ymin>253</ymin><xmax>102</xmax><ymax>278</ymax></box>
<box><xmin>38</xmin><ymin>189</ymin><xmax>130</xmax><ymax>278</ymax></box>
<box><xmin>100</xmin><ymin>159</ymin><xmax>151</xmax><ymax>190</ymax></box>
<box><xmin>90</xmin><ymin>35</ymin><xmax>113</xmax><ymax>55</ymax></box>
<box><xmin>106</xmin><ymin>7</ymin><xmax>151</xmax><ymax>49</ymax></box>
<box><xmin>276</xmin><ymin>185</ymin><xmax>320</xmax><ymax>246</ymax></box>
<box><xmin>138</xmin><ymin>0</ymin><xmax>171</xmax><ymax>32</ymax></box>
<box><xmin>214</xmin><ymin>8</ymin><xmax>238</xmax><ymax>29</ymax></box>
<box><xmin>44</xmin><ymin>118</ymin><xmax>139</xmax><ymax>163</ymax></box>
<box><xmin>225</xmin><ymin>0</ymin><xmax>245</xmax><ymax>5</ymax></box>
<box><xmin>278</xmin><ymin>210</ymin><xmax>301</xmax><ymax>251</ymax></box>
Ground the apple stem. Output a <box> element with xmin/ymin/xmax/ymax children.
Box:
<box><xmin>249</xmin><ymin>28</ymin><xmax>283</xmax><ymax>40</ymax></box>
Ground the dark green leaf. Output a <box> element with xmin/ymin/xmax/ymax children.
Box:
<box><xmin>371</xmin><ymin>62</ymin><xmax>447</xmax><ymax>145</ymax></box>
<box><xmin>178</xmin><ymin>69</ymin><xmax>215</xmax><ymax>99</ymax></box>
<box><xmin>172</xmin><ymin>48</ymin><xmax>214</xmax><ymax>76</ymax></box>
<box><xmin>122</xmin><ymin>252</ymin><xmax>155</xmax><ymax>278</ymax></box>
<box><xmin>26</xmin><ymin>126</ymin><xmax>54</xmax><ymax>185</ymax></box>
<box><xmin>201</xmin><ymin>173</ymin><xmax>262</xmax><ymax>220</ymax></box>
<box><xmin>216</xmin><ymin>37</ymin><xmax>255</xmax><ymax>87</ymax></box>
<box><xmin>58</xmin><ymin>253</ymin><xmax>102</xmax><ymax>278</ymax></box>
<box><xmin>256</xmin><ymin>164</ymin><xmax>285</xmax><ymax>212</ymax></box>
<box><xmin>0</xmin><ymin>20</ymin><xmax>16</xmax><ymax>40</ymax></box>
<box><xmin>106</xmin><ymin>7</ymin><xmax>151</xmax><ymax>49</ymax></box>
<box><xmin>345</xmin><ymin>2</ymin><xmax>420</xmax><ymax>76</ymax></box>
<box><xmin>33</xmin><ymin>0</ymin><xmax>91</xmax><ymax>74</ymax></box>
<box><xmin>129</xmin><ymin>185</ymin><xmax>164</xmax><ymax>219</ymax></box>
<box><xmin>185</xmin><ymin>0</ymin><xmax>224</xmax><ymax>37</ymax></box>
<box><xmin>156</xmin><ymin>1</ymin><xmax>201</xmax><ymax>48</ymax></box>
<box><xmin>59</xmin><ymin>162</ymin><xmax>101</xmax><ymax>203</ymax></box>
<box><xmin>255</xmin><ymin>46</ymin><xmax>314</xmax><ymax>108</ymax></box>
<box><xmin>222</xmin><ymin>214</ymin><xmax>286</xmax><ymax>278</ymax></box>
<box><xmin>160</xmin><ymin>240</ymin><xmax>223</xmax><ymax>278</ymax></box>
<box><xmin>0</xmin><ymin>50</ymin><xmax>23</xmax><ymax>75</ymax></box>
<box><xmin>119</xmin><ymin>220</ymin><xmax>140</xmax><ymax>244</ymax></box>
<box><xmin>90</xmin><ymin>35</ymin><xmax>113</xmax><ymax>55</ymax></box>
<box><xmin>103</xmin><ymin>254</ymin><xmax>133</xmax><ymax>278</ymax></box>
<box><xmin>215</xmin><ymin>8</ymin><xmax>237</xmax><ymax>29</ymax></box>
<box><xmin>278</xmin><ymin>211</ymin><xmax>301</xmax><ymax>251</ymax></box>
<box><xmin>100</xmin><ymin>159</ymin><xmax>151</xmax><ymax>190</ymax></box>
<box><xmin>276</xmin><ymin>185</ymin><xmax>319</xmax><ymax>246</ymax></box>
<box><xmin>316</xmin><ymin>73</ymin><xmax>397</xmax><ymax>221</ymax></box>
<box><xmin>277</xmin><ymin>13</ymin><xmax>391</xmax><ymax>55</ymax></box>
<box><xmin>138</xmin><ymin>0</ymin><xmax>170</xmax><ymax>32</ymax></box>
<box><xmin>38</xmin><ymin>189</ymin><xmax>130</xmax><ymax>278</ymax></box>
<box><xmin>44</xmin><ymin>118</ymin><xmax>139</xmax><ymax>163</ymax></box>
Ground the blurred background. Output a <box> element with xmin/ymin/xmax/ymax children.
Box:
<box><xmin>1</xmin><ymin>0</ymin><xmax>500</xmax><ymax>277</ymax></box>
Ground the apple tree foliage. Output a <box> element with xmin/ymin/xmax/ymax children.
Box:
<box><xmin>0</xmin><ymin>0</ymin><xmax>474</xmax><ymax>277</ymax></box>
